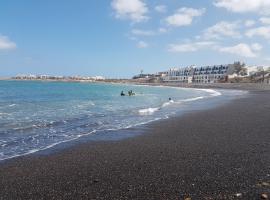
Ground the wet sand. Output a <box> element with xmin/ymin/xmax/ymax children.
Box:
<box><xmin>0</xmin><ymin>89</ymin><xmax>270</xmax><ymax>199</ymax></box>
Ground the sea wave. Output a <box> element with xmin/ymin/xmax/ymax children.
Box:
<box><xmin>138</xmin><ymin>94</ymin><xmax>208</xmax><ymax>116</ymax></box>
<box><xmin>138</xmin><ymin>107</ymin><xmax>160</xmax><ymax>115</ymax></box>
<box><xmin>197</xmin><ymin>89</ymin><xmax>222</xmax><ymax>97</ymax></box>
<box><xmin>75</xmin><ymin>101</ymin><xmax>95</xmax><ymax>108</ymax></box>
<box><xmin>179</xmin><ymin>96</ymin><xmax>204</xmax><ymax>102</ymax></box>
<box><xmin>0</xmin><ymin>130</ymin><xmax>97</xmax><ymax>161</ymax></box>
<box><xmin>162</xmin><ymin>100</ymin><xmax>174</xmax><ymax>107</ymax></box>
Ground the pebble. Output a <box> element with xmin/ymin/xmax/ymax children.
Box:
<box><xmin>261</xmin><ymin>193</ymin><xmax>268</xmax><ymax>199</ymax></box>
<box><xmin>235</xmin><ymin>193</ymin><xmax>242</xmax><ymax>197</ymax></box>
<box><xmin>93</xmin><ymin>179</ymin><xmax>99</xmax><ymax>183</ymax></box>
<box><xmin>262</xmin><ymin>182</ymin><xmax>270</xmax><ymax>187</ymax></box>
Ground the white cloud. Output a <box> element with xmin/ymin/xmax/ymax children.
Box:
<box><xmin>246</xmin><ymin>26</ymin><xmax>270</xmax><ymax>39</ymax></box>
<box><xmin>203</xmin><ymin>21</ymin><xmax>241</xmax><ymax>39</ymax></box>
<box><xmin>251</xmin><ymin>43</ymin><xmax>263</xmax><ymax>51</ymax></box>
<box><xmin>131</xmin><ymin>29</ymin><xmax>156</xmax><ymax>36</ymax></box>
<box><xmin>131</xmin><ymin>28</ymin><xmax>168</xmax><ymax>36</ymax></box>
<box><xmin>165</xmin><ymin>7</ymin><xmax>205</xmax><ymax>27</ymax></box>
<box><xmin>214</xmin><ymin>0</ymin><xmax>270</xmax><ymax>15</ymax></box>
<box><xmin>158</xmin><ymin>28</ymin><xmax>168</xmax><ymax>33</ymax></box>
<box><xmin>155</xmin><ymin>5</ymin><xmax>167</xmax><ymax>13</ymax></box>
<box><xmin>245</xmin><ymin>20</ymin><xmax>256</xmax><ymax>27</ymax></box>
<box><xmin>219</xmin><ymin>43</ymin><xmax>261</xmax><ymax>58</ymax></box>
<box><xmin>111</xmin><ymin>0</ymin><xmax>148</xmax><ymax>23</ymax></box>
<box><xmin>168</xmin><ymin>41</ymin><xmax>216</xmax><ymax>52</ymax></box>
<box><xmin>137</xmin><ymin>41</ymin><xmax>148</xmax><ymax>48</ymax></box>
<box><xmin>264</xmin><ymin>57</ymin><xmax>270</xmax><ymax>61</ymax></box>
<box><xmin>0</xmin><ymin>35</ymin><xmax>16</xmax><ymax>50</ymax></box>
<box><xmin>168</xmin><ymin>39</ymin><xmax>263</xmax><ymax>58</ymax></box>
<box><xmin>260</xmin><ymin>17</ymin><xmax>270</xmax><ymax>24</ymax></box>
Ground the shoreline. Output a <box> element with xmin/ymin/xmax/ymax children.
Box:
<box><xmin>0</xmin><ymin>86</ymin><xmax>269</xmax><ymax>199</ymax></box>
<box><xmin>2</xmin><ymin>78</ymin><xmax>270</xmax><ymax>91</ymax></box>
<box><xmin>133</xmin><ymin>82</ymin><xmax>270</xmax><ymax>91</ymax></box>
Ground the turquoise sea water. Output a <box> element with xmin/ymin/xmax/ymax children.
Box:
<box><xmin>0</xmin><ymin>81</ymin><xmax>245</xmax><ymax>161</ymax></box>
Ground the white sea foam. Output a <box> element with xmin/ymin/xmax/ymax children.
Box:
<box><xmin>162</xmin><ymin>100</ymin><xmax>174</xmax><ymax>107</ymax></box>
<box><xmin>8</xmin><ymin>104</ymin><xmax>16</xmax><ymax>107</ymax></box>
<box><xmin>138</xmin><ymin>107</ymin><xmax>160</xmax><ymax>115</ymax></box>
<box><xmin>137</xmin><ymin>87</ymin><xmax>223</xmax><ymax>116</ymax></box>
<box><xmin>196</xmin><ymin>88</ymin><xmax>222</xmax><ymax>97</ymax></box>
<box><xmin>76</xmin><ymin>101</ymin><xmax>95</xmax><ymax>108</ymax></box>
<box><xmin>0</xmin><ymin>130</ymin><xmax>97</xmax><ymax>161</ymax></box>
<box><xmin>120</xmin><ymin>117</ymin><xmax>163</xmax><ymax>129</ymax></box>
<box><xmin>180</xmin><ymin>96</ymin><xmax>204</xmax><ymax>102</ymax></box>
<box><xmin>138</xmin><ymin>94</ymin><xmax>207</xmax><ymax>116</ymax></box>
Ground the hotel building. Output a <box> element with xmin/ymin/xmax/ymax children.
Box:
<box><xmin>163</xmin><ymin>65</ymin><xmax>234</xmax><ymax>83</ymax></box>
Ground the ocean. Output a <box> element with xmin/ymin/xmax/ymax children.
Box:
<box><xmin>0</xmin><ymin>80</ymin><xmax>246</xmax><ymax>161</ymax></box>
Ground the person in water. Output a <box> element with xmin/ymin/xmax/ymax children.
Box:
<box><xmin>121</xmin><ymin>91</ymin><xmax>125</xmax><ymax>96</ymax></box>
<box><xmin>169</xmin><ymin>97</ymin><xmax>174</xmax><ymax>103</ymax></box>
<box><xmin>128</xmin><ymin>90</ymin><xmax>133</xmax><ymax>96</ymax></box>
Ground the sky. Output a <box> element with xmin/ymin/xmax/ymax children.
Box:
<box><xmin>1</xmin><ymin>0</ymin><xmax>270</xmax><ymax>78</ymax></box>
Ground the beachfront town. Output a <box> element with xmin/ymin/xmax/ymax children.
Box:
<box><xmin>12</xmin><ymin>62</ymin><xmax>270</xmax><ymax>84</ymax></box>
<box><xmin>13</xmin><ymin>75</ymin><xmax>106</xmax><ymax>82</ymax></box>
<box><xmin>133</xmin><ymin>62</ymin><xmax>270</xmax><ymax>84</ymax></box>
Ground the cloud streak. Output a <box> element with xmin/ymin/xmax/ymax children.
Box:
<box><xmin>111</xmin><ymin>0</ymin><xmax>148</xmax><ymax>23</ymax></box>
<box><xmin>219</xmin><ymin>43</ymin><xmax>262</xmax><ymax>58</ymax></box>
<box><xmin>137</xmin><ymin>41</ymin><xmax>148</xmax><ymax>48</ymax></box>
<box><xmin>214</xmin><ymin>0</ymin><xmax>270</xmax><ymax>15</ymax></box>
<box><xmin>165</xmin><ymin>7</ymin><xmax>205</xmax><ymax>27</ymax></box>
<box><xmin>168</xmin><ymin>41</ymin><xmax>216</xmax><ymax>52</ymax></box>
<box><xmin>131</xmin><ymin>29</ymin><xmax>156</xmax><ymax>36</ymax></box>
<box><xmin>202</xmin><ymin>21</ymin><xmax>241</xmax><ymax>39</ymax></box>
<box><xmin>246</xmin><ymin>26</ymin><xmax>270</xmax><ymax>39</ymax></box>
<box><xmin>0</xmin><ymin>35</ymin><xmax>16</xmax><ymax>50</ymax></box>
<box><xmin>155</xmin><ymin>5</ymin><xmax>167</xmax><ymax>13</ymax></box>
<box><xmin>260</xmin><ymin>17</ymin><xmax>270</xmax><ymax>24</ymax></box>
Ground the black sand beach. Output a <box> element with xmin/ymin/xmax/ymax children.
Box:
<box><xmin>0</xmin><ymin>89</ymin><xmax>270</xmax><ymax>199</ymax></box>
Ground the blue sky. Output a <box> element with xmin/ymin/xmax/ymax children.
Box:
<box><xmin>1</xmin><ymin>0</ymin><xmax>270</xmax><ymax>78</ymax></box>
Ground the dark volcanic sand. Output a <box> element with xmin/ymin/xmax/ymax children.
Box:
<box><xmin>0</xmin><ymin>90</ymin><xmax>270</xmax><ymax>200</ymax></box>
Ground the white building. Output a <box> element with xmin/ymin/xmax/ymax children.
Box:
<box><xmin>193</xmin><ymin>65</ymin><xmax>234</xmax><ymax>83</ymax></box>
<box><xmin>163</xmin><ymin>66</ymin><xmax>194</xmax><ymax>83</ymax></box>
<box><xmin>163</xmin><ymin>64</ymin><xmax>234</xmax><ymax>84</ymax></box>
<box><xmin>94</xmin><ymin>76</ymin><xmax>105</xmax><ymax>80</ymax></box>
<box><xmin>246</xmin><ymin>66</ymin><xmax>270</xmax><ymax>76</ymax></box>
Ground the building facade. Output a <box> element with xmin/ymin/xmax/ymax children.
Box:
<box><xmin>163</xmin><ymin>66</ymin><xmax>194</xmax><ymax>83</ymax></box>
<box><xmin>163</xmin><ymin>65</ymin><xmax>234</xmax><ymax>83</ymax></box>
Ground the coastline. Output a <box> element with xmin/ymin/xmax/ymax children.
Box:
<box><xmin>4</xmin><ymin>78</ymin><xmax>270</xmax><ymax>91</ymax></box>
<box><xmin>133</xmin><ymin>82</ymin><xmax>270</xmax><ymax>91</ymax></box>
<box><xmin>0</xmin><ymin>86</ymin><xmax>269</xmax><ymax>199</ymax></box>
